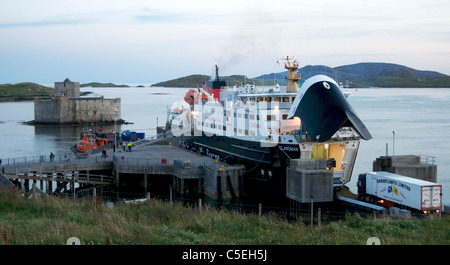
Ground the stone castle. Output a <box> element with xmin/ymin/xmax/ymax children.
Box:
<box><xmin>34</xmin><ymin>78</ymin><xmax>122</xmax><ymax>125</ymax></box>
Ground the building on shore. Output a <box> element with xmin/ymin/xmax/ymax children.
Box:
<box><xmin>34</xmin><ymin>78</ymin><xmax>123</xmax><ymax>125</ymax></box>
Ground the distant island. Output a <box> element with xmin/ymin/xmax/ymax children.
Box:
<box><xmin>151</xmin><ymin>62</ymin><xmax>450</xmax><ymax>88</ymax></box>
<box><xmin>80</xmin><ymin>82</ymin><xmax>130</xmax><ymax>88</ymax></box>
<box><xmin>151</xmin><ymin>74</ymin><xmax>266</xmax><ymax>88</ymax></box>
<box><xmin>0</xmin><ymin>82</ymin><xmax>53</xmax><ymax>102</ymax></box>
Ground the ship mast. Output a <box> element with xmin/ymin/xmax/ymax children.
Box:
<box><xmin>282</xmin><ymin>56</ymin><xmax>301</xmax><ymax>92</ymax></box>
<box><xmin>214</xmin><ymin>63</ymin><xmax>220</xmax><ymax>82</ymax></box>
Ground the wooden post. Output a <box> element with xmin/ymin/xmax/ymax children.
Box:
<box><xmin>318</xmin><ymin>208</ymin><xmax>321</xmax><ymax>227</ymax></box>
<box><xmin>310</xmin><ymin>197</ymin><xmax>314</xmax><ymax>227</ymax></box>
<box><xmin>199</xmin><ymin>198</ymin><xmax>202</xmax><ymax>215</ymax></box>
<box><xmin>258</xmin><ymin>203</ymin><xmax>262</xmax><ymax>219</ymax></box>
<box><xmin>93</xmin><ymin>187</ymin><xmax>97</xmax><ymax>201</ymax></box>
<box><xmin>72</xmin><ymin>182</ymin><xmax>76</xmax><ymax>200</ymax></box>
<box><xmin>32</xmin><ymin>183</ymin><xmax>37</xmax><ymax>199</ymax></box>
<box><xmin>169</xmin><ymin>186</ymin><xmax>173</xmax><ymax>204</ymax></box>
<box><xmin>47</xmin><ymin>178</ymin><xmax>51</xmax><ymax>195</ymax></box>
<box><xmin>147</xmin><ymin>192</ymin><xmax>150</xmax><ymax>200</ymax></box>
<box><xmin>20</xmin><ymin>179</ymin><xmax>25</xmax><ymax>193</ymax></box>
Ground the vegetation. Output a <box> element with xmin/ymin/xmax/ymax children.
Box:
<box><xmin>80</xmin><ymin>82</ymin><xmax>130</xmax><ymax>88</ymax></box>
<box><xmin>153</xmin><ymin>62</ymin><xmax>450</xmax><ymax>88</ymax></box>
<box><xmin>0</xmin><ymin>191</ymin><xmax>448</xmax><ymax>245</ymax></box>
<box><xmin>151</xmin><ymin>74</ymin><xmax>265</xmax><ymax>88</ymax></box>
<box><xmin>0</xmin><ymin>83</ymin><xmax>53</xmax><ymax>102</ymax></box>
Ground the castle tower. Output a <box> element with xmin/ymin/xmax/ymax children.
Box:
<box><xmin>54</xmin><ymin>78</ymin><xmax>80</xmax><ymax>98</ymax></box>
<box><xmin>283</xmin><ymin>56</ymin><xmax>301</xmax><ymax>93</ymax></box>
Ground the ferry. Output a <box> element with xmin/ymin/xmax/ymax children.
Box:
<box><xmin>161</xmin><ymin>57</ymin><xmax>372</xmax><ymax>202</ymax></box>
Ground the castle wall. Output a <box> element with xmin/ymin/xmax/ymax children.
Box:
<box><xmin>34</xmin><ymin>97</ymin><xmax>63</xmax><ymax>124</ymax></box>
<box><xmin>72</xmin><ymin>98</ymin><xmax>121</xmax><ymax>123</ymax></box>
<box><xmin>34</xmin><ymin>97</ymin><xmax>121</xmax><ymax>124</ymax></box>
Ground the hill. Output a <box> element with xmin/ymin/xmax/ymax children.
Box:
<box><xmin>255</xmin><ymin>63</ymin><xmax>450</xmax><ymax>88</ymax></box>
<box><xmin>80</xmin><ymin>82</ymin><xmax>130</xmax><ymax>88</ymax></box>
<box><xmin>0</xmin><ymin>82</ymin><xmax>53</xmax><ymax>102</ymax></box>
<box><xmin>150</xmin><ymin>63</ymin><xmax>450</xmax><ymax>88</ymax></box>
<box><xmin>151</xmin><ymin>74</ymin><xmax>266</xmax><ymax>88</ymax></box>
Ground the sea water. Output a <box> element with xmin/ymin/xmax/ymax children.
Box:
<box><xmin>0</xmin><ymin>86</ymin><xmax>449</xmax><ymax>204</ymax></box>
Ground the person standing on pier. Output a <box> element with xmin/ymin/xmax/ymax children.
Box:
<box><xmin>127</xmin><ymin>142</ymin><xmax>132</xmax><ymax>152</ymax></box>
<box><xmin>50</xmin><ymin>152</ymin><xmax>55</xmax><ymax>162</ymax></box>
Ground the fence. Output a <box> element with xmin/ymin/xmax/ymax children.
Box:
<box><xmin>419</xmin><ymin>154</ymin><xmax>436</xmax><ymax>165</ymax></box>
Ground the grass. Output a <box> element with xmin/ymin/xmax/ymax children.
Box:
<box><xmin>0</xmin><ymin>191</ymin><xmax>448</xmax><ymax>245</ymax></box>
<box><xmin>0</xmin><ymin>82</ymin><xmax>53</xmax><ymax>102</ymax></box>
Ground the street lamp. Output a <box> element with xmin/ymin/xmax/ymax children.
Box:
<box><xmin>392</xmin><ymin>131</ymin><xmax>395</xmax><ymax>157</ymax></box>
<box><xmin>114</xmin><ymin>109</ymin><xmax>118</xmax><ymax>154</ymax></box>
<box><xmin>316</xmin><ymin>135</ymin><xmax>320</xmax><ymax>171</ymax></box>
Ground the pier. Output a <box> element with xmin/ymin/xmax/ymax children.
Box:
<box><xmin>0</xmin><ymin>137</ymin><xmax>244</xmax><ymax>202</ymax></box>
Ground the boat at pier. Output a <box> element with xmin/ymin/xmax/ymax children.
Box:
<box><xmin>70</xmin><ymin>132</ymin><xmax>109</xmax><ymax>155</ymax></box>
<box><xmin>160</xmin><ymin>56</ymin><xmax>372</xmax><ymax>203</ymax></box>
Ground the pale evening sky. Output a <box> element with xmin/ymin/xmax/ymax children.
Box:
<box><xmin>0</xmin><ymin>0</ymin><xmax>449</xmax><ymax>84</ymax></box>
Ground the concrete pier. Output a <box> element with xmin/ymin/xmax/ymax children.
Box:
<box><xmin>286</xmin><ymin>159</ymin><xmax>334</xmax><ymax>203</ymax></box>
<box><xmin>0</xmin><ymin>139</ymin><xmax>244</xmax><ymax>200</ymax></box>
<box><xmin>373</xmin><ymin>155</ymin><xmax>437</xmax><ymax>183</ymax></box>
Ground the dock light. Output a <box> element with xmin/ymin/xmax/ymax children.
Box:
<box><xmin>392</xmin><ymin>131</ymin><xmax>395</xmax><ymax>157</ymax></box>
<box><xmin>113</xmin><ymin>109</ymin><xmax>118</xmax><ymax>154</ymax></box>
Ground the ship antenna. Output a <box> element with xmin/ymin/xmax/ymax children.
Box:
<box><xmin>215</xmin><ymin>63</ymin><xmax>220</xmax><ymax>82</ymax></box>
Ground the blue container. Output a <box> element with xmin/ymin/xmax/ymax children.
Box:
<box><xmin>121</xmin><ymin>130</ymin><xmax>145</xmax><ymax>141</ymax></box>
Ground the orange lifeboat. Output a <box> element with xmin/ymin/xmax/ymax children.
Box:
<box><xmin>184</xmin><ymin>89</ymin><xmax>207</xmax><ymax>105</ymax></box>
<box><xmin>76</xmin><ymin>133</ymin><xmax>108</xmax><ymax>153</ymax></box>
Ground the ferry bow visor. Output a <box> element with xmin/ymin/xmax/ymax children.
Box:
<box><xmin>287</xmin><ymin>75</ymin><xmax>372</xmax><ymax>142</ymax></box>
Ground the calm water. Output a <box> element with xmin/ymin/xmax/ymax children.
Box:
<box><xmin>1</xmin><ymin>86</ymin><xmax>449</xmax><ymax>204</ymax></box>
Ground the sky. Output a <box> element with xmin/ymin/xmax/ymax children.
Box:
<box><xmin>1</xmin><ymin>0</ymin><xmax>449</xmax><ymax>85</ymax></box>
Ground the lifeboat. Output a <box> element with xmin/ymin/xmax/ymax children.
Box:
<box><xmin>75</xmin><ymin>133</ymin><xmax>108</xmax><ymax>153</ymax></box>
<box><xmin>184</xmin><ymin>89</ymin><xmax>207</xmax><ymax>105</ymax></box>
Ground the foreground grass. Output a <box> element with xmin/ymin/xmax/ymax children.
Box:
<box><xmin>0</xmin><ymin>191</ymin><xmax>448</xmax><ymax>245</ymax></box>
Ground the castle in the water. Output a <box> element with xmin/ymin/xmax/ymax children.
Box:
<box><xmin>34</xmin><ymin>78</ymin><xmax>123</xmax><ymax>125</ymax></box>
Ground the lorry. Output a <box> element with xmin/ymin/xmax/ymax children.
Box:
<box><xmin>357</xmin><ymin>171</ymin><xmax>442</xmax><ymax>213</ymax></box>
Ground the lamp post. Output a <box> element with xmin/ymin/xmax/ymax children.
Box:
<box><xmin>316</xmin><ymin>135</ymin><xmax>320</xmax><ymax>171</ymax></box>
<box><xmin>392</xmin><ymin>131</ymin><xmax>395</xmax><ymax>157</ymax></box>
<box><xmin>114</xmin><ymin>109</ymin><xmax>118</xmax><ymax>154</ymax></box>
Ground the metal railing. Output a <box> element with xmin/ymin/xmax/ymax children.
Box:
<box><xmin>0</xmin><ymin>152</ymin><xmax>112</xmax><ymax>171</ymax></box>
<box><xmin>419</xmin><ymin>154</ymin><xmax>436</xmax><ymax>165</ymax></box>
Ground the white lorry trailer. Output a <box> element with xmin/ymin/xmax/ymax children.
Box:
<box><xmin>357</xmin><ymin>172</ymin><xmax>442</xmax><ymax>213</ymax></box>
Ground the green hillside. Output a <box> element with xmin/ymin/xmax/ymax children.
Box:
<box><xmin>0</xmin><ymin>82</ymin><xmax>53</xmax><ymax>102</ymax></box>
<box><xmin>151</xmin><ymin>74</ymin><xmax>265</xmax><ymax>88</ymax></box>
<box><xmin>256</xmin><ymin>63</ymin><xmax>450</xmax><ymax>88</ymax></box>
